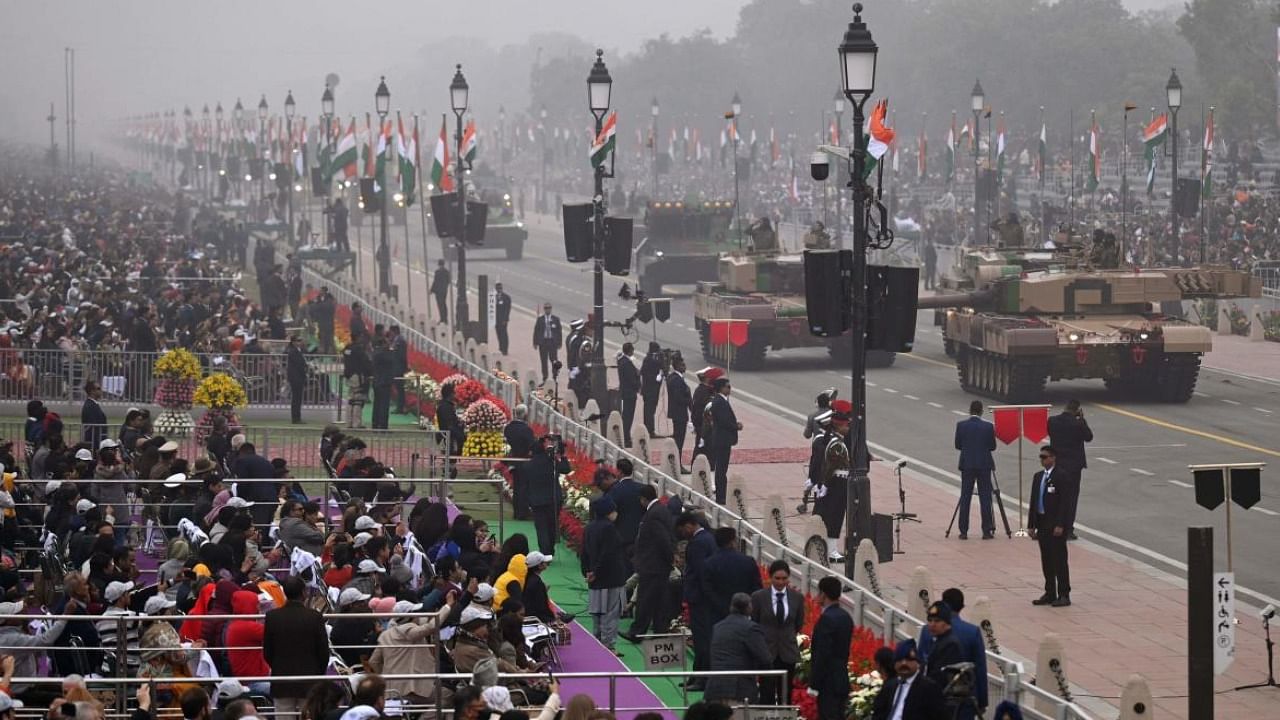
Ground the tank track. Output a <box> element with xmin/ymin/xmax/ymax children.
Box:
<box><xmin>957</xmin><ymin>347</ymin><xmax>1050</xmax><ymax>403</ymax></box>
<box><xmin>1148</xmin><ymin>352</ymin><xmax>1201</xmax><ymax>403</ymax></box>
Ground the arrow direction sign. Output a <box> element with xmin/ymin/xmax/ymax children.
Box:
<box><xmin>1213</xmin><ymin>572</ymin><xmax>1236</xmax><ymax>675</ymax></box>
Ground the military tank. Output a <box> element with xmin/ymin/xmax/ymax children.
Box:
<box><xmin>919</xmin><ymin>265</ymin><xmax>1261</xmax><ymax>402</ymax></box>
<box><xmin>634</xmin><ymin>200</ymin><xmax>735</xmax><ymax>297</ymax></box>
<box><xmin>692</xmin><ymin>247</ymin><xmax>896</xmax><ymax>370</ymax></box>
<box><xmin>438</xmin><ymin>184</ymin><xmax>527</xmax><ymax>261</ymax></box>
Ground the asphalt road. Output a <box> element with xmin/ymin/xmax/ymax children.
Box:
<box><xmin>351</xmin><ymin>210</ymin><xmax>1280</xmax><ymax>603</ymax></box>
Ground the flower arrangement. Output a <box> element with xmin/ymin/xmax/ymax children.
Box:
<box><xmin>462</xmin><ymin>398</ymin><xmax>508</xmax><ymax>433</ymax></box>
<box><xmin>454</xmin><ymin>378</ymin><xmax>488</xmax><ymax>408</ymax></box>
<box><xmin>849</xmin><ymin>671</ymin><xmax>885</xmax><ymax>719</ymax></box>
<box><xmin>441</xmin><ymin>373</ymin><xmax>470</xmax><ymax>392</ymax></box>
<box><xmin>791</xmin><ymin>623</ymin><xmax>888</xmax><ymax>720</ymax></box>
<box><xmin>462</xmin><ymin>431</ymin><xmax>506</xmax><ymax>457</ymax></box>
<box><xmin>153</xmin><ymin>348</ymin><xmax>202</xmax><ymax>381</ymax></box>
<box><xmin>404</xmin><ymin>371</ymin><xmax>440</xmax><ymax>405</ymax></box>
<box><xmin>194</xmin><ymin>407</ymin><xmax>242</xmax><ymax>444</ymax></box>
<box><xmin>194</xmin><ymin>373</ymin><xmax>248</xmax><ymax>409</ymax></box>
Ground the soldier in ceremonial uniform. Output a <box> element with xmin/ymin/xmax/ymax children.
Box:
<box><xmin>801</xmin><ymin>409</ymin><xmax>833</xmax><ymax>515</ymax></box>
<box><xmin>691</xmin><ymin>366</ymin><xmax>724</xmax><ymax>463</ymax></box>
<box><xmin>813</xmin><ymin>400</ymin><xmax>853</xmax><ymax>563</ymax></box>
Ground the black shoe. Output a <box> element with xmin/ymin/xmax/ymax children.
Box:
<box><xmin>556</xmin><ymin>611</ymin><xmax>576</xmax><ymax>623</ymax></box>
<box><xmin>1068</xmin><ymin>532</ymin><xmax>1079</xmax><ymax>541</ymax></box>
<box><xmin>1031</xmin><ymin>594</ymin><xmax>1057</xmax><ymax>606</ymax></box>
<box><xmin>682</xmin><ymin>680</ymin><xmax>706</xmax><ymax>691</ymax></box>
<box><xmin>1051</xmin><ymin>595</ymin><xmax>1072</xmax><ymax>607</ymax></box>
<box><xmin>982</xmin><ymin>532</ymin><xmax>995</xmax><ymax>540</ymax></box>
<box><xmin>958</xmin><ymin>533</ymin><xmax>968</xmax><ymax>540</ymax></box>
<box><xmin>619</xmin><ymin>632</ymin><xmax>641</xmax><ymax>644</ymax></box>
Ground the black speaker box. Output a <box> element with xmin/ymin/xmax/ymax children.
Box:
<box><xmin>359</xmin><ymin>178</ymin><xmax>381</xmax><ymax>213</ymax></box>
<box><xmin>1175</xmin><ymin>177</ymin><xmax>1201</xmax><ymax>218</ymax></box>
<box><xmin>429</xmin><ymin>193</ymin><xmax>456</xmax><ymax>238</ymax></box>
<box><xmin>463</xmin><ymin>201</ymin><xmax>488</xmax><ymax>246</ymax></box>
<box><xmin>803</xmin><ymin>249</ymin><xmax>852</xmax><ymax>336</ymax></box>
<box><xmin>563</xmin><ymin>203</ymin><xmax>593</xmax><ymax>262</ymax></box>
<box><xmin>310</xmin><ymin>168</ymin><xmax>328</xmax><ymax>196</ymax></box>
<box><xmin>977</xmin><ymin>168</ymin><xmax>998</xmax><ymax>203</ymax></box>
<box><xmin>867</xmin><ymin>265</ymin><xmax>920</xmax><ymax>352</ymax></box>
<box><xmin>604</xmin><ymin>216</ymin><xmax>633</xmax><ymax>275</ymax></box>
<box><xmin>870</xmin><ymin>512</ymin><xmax>894</xmax><ymax>563</ymax></box>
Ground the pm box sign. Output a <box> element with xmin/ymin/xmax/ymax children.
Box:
<box><xmin>640</xmin><ymin>636</ymin><xmax>683</xmax><ymax>671</ymax></box>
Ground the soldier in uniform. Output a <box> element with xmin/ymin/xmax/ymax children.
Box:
<box><xmin>813</xmin><ymin>400</ymin><xmax>853</xmax><ymax>563</ymax></box>
<box><xmin>800</xmin><ymin>409</ymin><xmax>833</xmax><ymax>515</ymax></box>
<box><xmin>691</xmin><ymin>366</ymin><xmax>723</xmax><ymax>463</ymax></box>
<box><xmin>804</xmin><ymin>221</ymin><xmax>832</xmax><ymax>250</ymax></box>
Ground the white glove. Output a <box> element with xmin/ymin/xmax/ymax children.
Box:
<box><xmin>814</xmin><ymin>485</ymin><xmax>829</xmax><ymax>499</ymax></box>
<box><xmin>803</xmin><ymin>480</ymin><xmax>814</xmax><ymax>492</ymax></box>
<box><xmin>806</xmin><ymin>688</ymin><xmax>819</xmax><ymax>698</ymax></box>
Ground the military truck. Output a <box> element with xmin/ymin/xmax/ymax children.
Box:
<box><xmin>634</xmin><ymin>200</ymin><xmax>736</xmax><ymax>297</ymax></box>
<box><xmin>692</xmin><ymin>252</ymin><xmax>896</xmax><ymax>370</ymax></box>
<box><xmin>919</xmin><ymin>267</ymin><xmax>1261</xmax><ymax>402</ymax></box>
<box><xmin>438</xmin><ymin>185</ymin><xmax>527</xmax><ymax>261</ymax></box>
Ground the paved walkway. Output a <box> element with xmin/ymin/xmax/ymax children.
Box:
<box><xmin>1202</xmin><ymin>332</ymin><xmax>1280</xmax><ymax>383</ymax></box>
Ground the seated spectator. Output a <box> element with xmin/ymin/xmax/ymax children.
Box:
<box><xmin>138</xmin><ymin>620</ymin><xmax>203</xmax><ymax>711</ymax></box>
<box><xmin>97</xmin><ymin>580</ymin><xmax>142</xmax><ymax>676</ymax></box>
<box><xmin>330</xmin><ymin>587</ymin><xmax>378</xmax><ymax>668</ymax></box>
<box><xmin>366</xmin><ymin>597</ymin><xmax>454</xmax><ymax>703</ymax></box>
<box><xmin>157</xmin><ymin>539</ymin><xmax>191</xmax><ymax>587</ymax></box>
<box><xmin>225</xmin><ymin>591</ymin><xmax>271</xmax><ymax>695</ymax></box>
<box><xmin>280</xmin><ymin>500</ymin><xmax>325</xmax><ymax>556</ymax></box>
<box><xmin>0</xmin><ymin>598</ymin><xmax>71</xmax><ymax>707</ymax></box>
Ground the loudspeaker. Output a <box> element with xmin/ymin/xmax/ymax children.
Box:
<box><xmin>603</xmin><ymin>216</ymin><xmax>633</xmax><ymax>275</ymax></box>
<box><xmin>1193</xmin><ymin>468</ymin><xmax>1225</xmax><ymax>510</ymax></box>
<box><xmin>803</xmin><ymin>249</ymin><xmax>852</xmax><ymax>336</ymax></box>
<box><xmin>359</xmin><ymin>179</ymin><xmax>381</xmax><ymax>213</ymax></box>
<box><xmin>977</xmin><ymin>168</ymin><xmax>997</xmax><ymax>203</ymax></box>
<box><xmin>867</xmin><ymin>265</ymin><xmax>920</xmax><ymax>352</ymax></box>
<box><xmin>429</xmin><ymin>193</ymin><xmax>457</xmax><ymax>238</ymax></box>
<box><xmin>463</xmin><ymin>201</ymin><xmax>488</xmax><ymax>246</ymax></box>
<box><xmin>562</xmin><ymin>203</ymin><xmax>593</xmax><ymax>262</ymax></box>
<box><xmin>870</xmin><ymin>513</ymin><xmax>894</xmax><ymax>563</ymax></box>
<box><xmin>1175</xmin><ymin>177</ymin><xmax>1201</xmax><ymax>218</ymax></box>
<box><xmin>310</xmin><ymin>168</ymin><xmax>328</xmax><ymax>196</ymax></box>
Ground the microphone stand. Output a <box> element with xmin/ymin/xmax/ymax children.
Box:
<box><xmin>1237</xmin><ymin>614</ymin><xmax>1277</xmax><ymax>691</ymax></box>
<box><xmin>892</xmin><ymin>461</ymin><xmax>919</xmax><ymax>554</ymax></box>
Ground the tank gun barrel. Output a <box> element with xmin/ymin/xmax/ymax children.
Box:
<box><xmin>917</xmin><ymin>287</ymin><xmax>997</xmax><ymax>310</ymax></box>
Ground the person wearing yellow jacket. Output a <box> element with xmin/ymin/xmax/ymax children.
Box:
<box><xmin>491</xmin><ymin>553</ymin><xmax>527</xmax><ymax>610</ymax></box>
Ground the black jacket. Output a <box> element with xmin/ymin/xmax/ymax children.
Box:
<box><xmin>263</xmin><ymin>601</ymin><xmax>330</xmax><ymax>698</ymax></box>
<box><xmin>522</xmin><ymin>571</ymin><xmax>555</xmax><ymax>623</ymax></box>
<box><xmin>617</xmin><ymin>353</ymin><xmax>640</xmax><ymax>396</ymax></box>
<box><xmin>582</xmin><ymin>518</ymin><xmax>627</xmax><ymax>589</ymax></box>
<box><xmin>640</xmin><ymin>352</ymin><xmax>663</xmax><ymax>399</ymax></box>
<box><xmin>704</xmin><ymin>547</ymin><xmax>763</xmax><ymax>619</ymax></box>
<box><xmin>524</xmin><ymin>450</ymin><xmax>570</xmax><ymax>507</ymax></box>
<box><xmin>503</xmin><ymin>419</ymin><xmax>536</xmax><ymax>459</ymax></box>
<box><xmin>632</xmin><ymin>501</ymin><xmax>675</xmax><ymax>576</ymax></box>
<box><xmin>532</xmin><ymin>314</ymin><xmax>562</xmax><ymax>349</ymax></box>
<box><xmin>495</xmin><ymin>291</ymin><xmax>512</xmax><ymax>324</ymax></box>
<box><xmin>80</xmin><ymin>397</ymin><xmax>107</xmax><ymax>448</ymax></box>
<box><xmin>286</xmin><ymin>345</ymin><xmax>308</xmax><ymax>385</ymax></box>
<box><xmin>666</xmin><ymin>372</ymin><xmax>691</xmax><ymax>423</ymax></box>
<box><xmin>372</xmin><ymin>346</ymin><xmax>396</xmax><ymax>388</ymax></box>
<box><xmin>1047</xmin><ymin>411</ymin><xmax>1092</xmax><ymax>471</ymax></box>
<box><xmin>923</xmin><ymin>630</ymin><xmax>965</xmax><ymax>690</ymax></box>
<box><xmin>430</xmin><ymin>267</ymin><xmax>451</xmax><ymax>296</ymax></box>
<box><xmin>605</xmin><ymin>478</ymin><xmax>644</xmax><ymax>545</ymax></box>
<box><xmin>710</xmin><ymin>393</ymin><xmax>739</xmax><ymax>447</ymax></box>
<box><xmin>436</xmin><ymin>398</ymin><xmax>462</xmax><ymax>451</ymax></box>
<box><xmin>1028</xmin><ymin>467</ymin><xmax>1068</xmax><ymax>532</ymax></box>
<box><xmin>810</xmin><ymin>604</ymin><xmax>853</xmax><ymax>697</ymax></box>
<box><xmin>682</xmin><ymin>527</ymin><xmax>717</xmax><ymax>605</ymax></box>
<box><xmin>871</xmin><ymin>672</ymin><xmax>949</xmax><ymax>720</ymax></box>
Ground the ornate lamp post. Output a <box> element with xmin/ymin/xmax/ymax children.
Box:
<box><xmin>257</xmin><ymin>95</ymin><xmax>268</xmax><ymax>209</ymax></box>
<box><xmin>833</xmin><ymin>88</ymin><xmax>846</xmax><ymax>243</ymax></box>
<box><xmin>451</xmin><ymin>65</ymin><xmax>471</xmax><ymax>330</ymax></box>
<box><xmin>284</xmin><ymin>90</ymin><xmax>296</xmax><ymax>244</ymax></box>
<box><xmin>375</xmin><ymin>77</ymin><xmax>391</xmax><ymax>296</ymax></box>
<box><xmin>587</xmin><ymin>49</ymin><xmax>614</xmax><ymax>419</ymax></box>
<box><xmin>730</xmin><ymin>91</ymin><xmax>742</xmax><ymax>245</ymax></box>
<box><xmin>1167</xmin><ymin>68</ymin><xmax>1182</xmax><ymax>252</ymax></box>
<box><xmin>651</xmin><ymin>96</ymin><xmax>660</xmax><ymax>198</ymax></box>
<box><xmin>970</xmin><ymin>80</ymin><xmax>984</xmax><ymax>247</ymax></box>
<box><xmin>321</xmin><ymin>83</ymin><xmax>334</xmax><ymax>249</ymax></box>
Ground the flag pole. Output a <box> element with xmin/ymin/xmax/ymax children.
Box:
<box><xmin>1068</xmin><ymin>107</ymin><xmax>1074</xmax><ymax>235</ymax></box>
<box><xmin>397</xmin><ymin>110</ymin><xmax>413</xmax><ymax>312</ymax></box>
<box><xmin>416</xmin><ymin>113</ymin><xmax>432</xmax><ymax>324</ymax></box>
<box><xmin>1039</xmin><ymin>106</ymin><xmax>1046</xmax><ymax>246</ymax></box>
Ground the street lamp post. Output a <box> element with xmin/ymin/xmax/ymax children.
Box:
<box><xmin>730</xmin><ymin>91</ymin><xmax>742</xmax><ymax>246</ymax></box>
<box><xmin>838</xmin><ymin>2</ymin><xmax>878</xmax><ymax>571</ymax></box>
<box><xmin>540</xmin><ymin>105</ymin><xmax>548</xmax><ymax>214</ymax></box>
<box><xmin>451</xmin><ymin>65</ymin><xmax>471</xmax><ymax>332</ymax></box>
<box><xmin>375</xmin><ymin>77</ymin><xmax>391</xmax><ymax>297</ymax></box>
<box><xmin>1167</xmin><ymin>68</ymin><xmax>1182</xmax><ymax>252</ymax></box>
<box><xmin>833</xmin><ymin>88</ymin><xmax>845</xmax><ymax>244</ymax></box>
<box><xmin>321</xmin><ymin>84</ymin><xmax>334</xmax><ymax>250</ymax></box>
<box><xmin>284</xmin><ymin>90</ymin><xmax>296</xmax><ymax>245</ymax></box>
<box><xmin>257</xmin><ymin>95</ymin><xmax>268</xmax><ymax>214</ymax></box>
<box><xmin>970</xmin><ymin>80</ymin><xmax>984</xmax><ymax>247</ymax></box>
<box><xmin>651</xmin><ymin>97</ymin><xmax>660</xmax><ymax>199</ymax></box>
<box><xmin>201</xmin><ymin>104</ymin><xmax>211</xmax><ymax>198</ymax></box>
<box><xmin>498</xmin><ymin>105</ymin><xmax>506</xmax><ymax>179</ymax></box>
<box><xmin>214</xmin><ymin>102</ymin><xmax>224</xmax><ymax>200</ymax></box>
<box><xmin>588</xmin><ymin>49</ymin><xmax>614</xmax><ymax>421</ymax></box>
<box><xmin>234</xmin><ymin>99</ymin><xmax>244</xmax><ymax>203</ymax></box>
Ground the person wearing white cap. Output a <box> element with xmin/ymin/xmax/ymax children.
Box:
<box><xmin>448</xmin><ymin>603</ymin><xmax>518</xmax><ymax>678</ymax></box>
<box><xmin>331</xmin><ymin>587</ymin><xmax>378</xmax><ymax>667</ymax></box>
<box><xmin>0</xmin><ymin>598</ymin><xmax>73</xmax><ymax>701</ymax></box>
<box><xmin>97</xmin><ymin>581</ymin><xmax>141</xmax><ymax>675</ymax></box>
<box><xmin>365</xmin><ymin>591</ymin><xmax>457</xmax><ymax>703</ymax></box>
<box><xmin>353</xmin><ymin>515</ymin><xmax>380</xmax><ymax>533</ymax></box>
<box><xmin>522</xmin><ymin>551</ymin><xmax>572</xmax><ymax>625</ymax></box>
<box><xmin>143</xmin><ymin>595</ymin><xmax>177</xmax><ymax>616</ymax></box>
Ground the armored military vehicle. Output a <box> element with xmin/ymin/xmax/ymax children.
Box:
<box><xmin>919</xmin><ymin>266</ymin><xmax>1261</xmax><ymax>402</ymax></box>
<box><xmin>692</xmin><ymin>251</ymin><xmax>896</xmax><ymax>370</ymax></box>
<box><xmin>634</xmin><ymin>200</ymin><xmax>735</xmax><ymax>297</ymax></box>
<box><xmin>438</xmin><ymin>184</ymin><xmax>526</xmax><ymax>261</ymax></box>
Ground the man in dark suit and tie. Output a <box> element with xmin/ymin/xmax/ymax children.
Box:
<box><xmin>810</xmin><ymin>576</ymin><xmax>853</xmax><ymax>720</ymax></box>
<box><xmin>603</xmin><ymin>458</ymin><xmax>643</xmax><ymax>569</ymax></box>
<box><xmin>676</xmin><ymin>511</ymin><xmax>717</xmax><ymax>691</ymax></box>
<box><xmin>871</xmin><ymin>639</ymin><xmax>948</xmax><ymax>720</ymax></box>
<box><xmin>1029</xmin><ymin>445</ymin><xmax>1072</xmax><ymax>607</ymax></box>
<box><xmin>708</xmin><ymin>377</ymin><xmax>741</xmax><ymax>504</ymax></box>
<box><xmin>640</xmin><ymin>342</ymin><xmax>664</xmax><ymax>436</ymax></box>
<box><xmin>622</xmin><ymin>484</ymin><xmax>675</xmax><ymax>642</ymax></box>
<box><xmin>750</xmin><ymin>560</ymin><xmax>806</xmax><ymax>706</ymax></box>
<box><xmin>665</xmin><ymin>354</ymin><xmax>693</xmax><ymax>470</ymax></box>
<box><xmin>954</xmin><ymin>400</ymin><xmax>997</xmax><ymax>539</ymax></box>
<box><xmin>493</xmin><ymin>282</ymin><xmax>512</xmax><ymax>355</ymax></box>
<box><xmin>1047</xmin><ymin>399</ymin><xmax>1092</xmax><ymax>540</ymax></box>
<box><xmin>703</xmin><ymin>592</ymin><xmax>773</xmax><ymax>704</ymax></box>
<box><xmin>80</xmin><ymin>380</ymin><xmax>108</xmax><ymax>450</ymax></box>
<box><xmin>503</xmin><ymin>405</ymin><xmax>537</xmax><ymax>519</ymax></box>
<box><xmin>532</xmin><ymin>303</ymin><xmax>563</xmax><ymax>382</ymax></box>
<box><xmin>616</xmin><ymin>342</ymin><xmax>640</xmax><ymax>447</ymax></box>
<box><xmin>286</xmin><ymin>334</ymin><xmax>309</xmax><ymax>424</ymax></box>
<box><xmin>703</xmin><ymin>527</ymin><xmax>762</xmax><ymax>626</ymax></box>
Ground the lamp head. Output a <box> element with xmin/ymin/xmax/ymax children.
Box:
<box><xmin>321</xmin><ymin>84</ymin><xmax>334</xmax><ymax>118</ymax></box>
<box><xmin>375</xmin><ymin>76</ymin><xmax>390</xmax><ymax>118</ymax></box>
<box><xmin>731</xmin><ymin>91</ymin><xmax>742</xmax><ymax>117</ymax></box>
<box><xmin>971</xmin><ymin>79</ymin><xmax>985</xmax><ymax>114</ymax></box>
<box><xmin>284</xmin><ymin>90</ymin><xmax>296</xmax><ymax>119</ymax></box>
<box><xmin>838</xmin><ymin>3</ymin><xmax>878</xmax><ymax>99</ymax></box>
<box><xmin>587</xmin><ymin>49</ymin><xmax>612</xmax><ymax>115</ymax></box>
<box><xmin>450</xmin><ymin>65</ymin><xmax>469</xmax><ymax>115</ymax></box>
<box><xmin>1166</xmin><ymin>67</ymin><xmax>1182</xmax><ymax>111</ymax></box>
<box><xmin>257</xmin><ymin>95</ymin><xmax>268</xmax><ymax>121</ymax></box>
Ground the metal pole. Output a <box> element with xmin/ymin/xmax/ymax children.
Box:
<box><xmin>1171</xmin><ymin>107</ymin><xmax>1180</xmax><ymax>248</ymax></box>
<box><xmin>843</xmin><ymin>94</ymin><xmax>871</xmax><ymax>570</ymax></box>
<box><xmin>1039</xmin><ymin>106</ymin><xmax>1046</xmax><ymax>246</ymax></box>
<box><xmin>455</xmin><ymin>109</ymin><xmax>470</xmax><ymax>334</ymax></box>
<box><xmin>378</xmin><ymin>114</ymin><xmax>391</xmax><ymax>298</ymax></box>
<box><xmin>651</xmin><ymin>110</ymin><xmax>658</xmax><ymax>198</ymax></box>
<box><xmin>1122</xmin><ymin>107</ymin><xmax>1129</xmax><ymax>257</ymax></box>
<box><xmin>835</xmin><ymin>109</ymin><xmax>843</xmax><ymax>241</ymax></box>
<box><xmin>972</xmin><ymin>110</ymin><xmax>981</xmax><ymax>246</ymax></box>
<box><xmin>287</xmin><ymin>114</ymin><xmax>295</xmax><ymax>244</ymax></box>
<box><xmin>592</xmin><ymin>108</ymin><xmax>609</xmax><ymax>424</ymax></box>
<box><xmin>733</xmin><ymin>118</ymin><xmax>741</xmax><ymax>248</ymax></box>
<box><xmin>1187</xmin><ymin>526</ymin><xmax>1214</xmax><ymax>719</ymax></box>
<box><xmin>1200</xmin><ymin>105</ymin><xmax>1208</xmax><ymax>265</ymax></box>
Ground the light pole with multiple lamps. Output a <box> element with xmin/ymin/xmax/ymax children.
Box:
<box><xmin>321</xmin><ymin>83</ymin><xmax>334</xmax><ymax>248</ymax></box>
<box><xmin>837</xmin><ymin>2</ymin><xmax>878</xmax><ymax>571</ymax></box>
<box><xmin>833</xmin><ymin>88</ymin><xmax>845</xmax><ymax>243</ymax></box>
<box><xmin>730</xmin><ymin>91</ymin><xmax>742</xmax><ymax>246</ymax></box>
<box><xmin>284</xmin><ymin>90</ymin><xmax>296</xmax><ymax>244</ymax></box>
<box><xmin>588</xmin><ymin>50</ymin><xmax>614</xmax><ymax>419</ymax></box>
<box><xmin>1166</xmin><ymin>68</ymin><xmax>1182</xmax><ymax>249</ymax></box>
<box><xmin>374</xmin><ymin>77</ymin><xmax>391</xmax><ymax>296</ymax></box>
<box><xmin>451</xmin><ymin>65</ymin><xmax>472</xmax><ymax>332</ymax></box>
<box><xmin>257</xmin><ymin>96</ymin><xmax>268</xmax><ymax>212</ymax></box>
<box><xmin>970</xmin><ymin>80</ymin><xmax>984</xmax><ymax>247</ymax></box>
<box><xmin>651</xmin><ymin>97</ymin><xmax>660</xmax><ymax>198</ymax></box>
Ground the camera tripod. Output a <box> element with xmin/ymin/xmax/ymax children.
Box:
<box><xmin>944</xmin><ymin>468</ymin><xmax>1013</xmax><ymax>539</ymax></box>
<box><xmin>891</xmin><ymin>460</ymin><xmax>919</xmax><ymax>554</ymax></box>
<box><xmin>1236</xmin><ymin>614</ymin><xmax>1277</xmax><ymax>692</ymax></box>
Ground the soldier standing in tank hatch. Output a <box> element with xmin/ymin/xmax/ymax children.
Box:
<box><xmin>813</xmin><ymin>400</ymin><xmax>852</xmax><ymax>563</ymax></box>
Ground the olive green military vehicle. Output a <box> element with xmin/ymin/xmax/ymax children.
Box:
<box><xmin>634</xmin><ymin>200</ymin><xmax>736</xmax><ymax>297</ymax></box>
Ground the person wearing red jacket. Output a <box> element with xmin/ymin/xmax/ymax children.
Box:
<box><xmin>225</xmin><ymin>591</ymin><xmax>271</xmax><ymax>695</ymax></box>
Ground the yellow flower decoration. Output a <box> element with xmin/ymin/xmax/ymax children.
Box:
<box><xmin>154</xmin><ymin>348</ymin><xmax>202</xmax><ymax>381</ymax></box>
<box><xmin>462</xmin><ymin>430</ymin><xmax>506</xmax><ymax>458</ymax></box>
<box><xmin>193</xmin><ymin>373</ymin><xmax>248</xmax><ymax>409</ymax></box>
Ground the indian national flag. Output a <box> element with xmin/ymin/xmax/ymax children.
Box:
<box><xmin>398</xmin><ymin>115</ymin><xmax>417</xmax><ymax>205</ymax></box>
<box><xmin>945</xmin><ymin>114</ymin><xmax>955</xmax><ymax>184</ymax></box>
<box><xmin>462</xmin><ymin>119</ymin><xmax>477</xmax><ymax>165</ymax></box>
<box><xmin>375</xmin><ymin>119</ymin><xmax>391</xmax><ymax>191</ymax></box>
<box><xmin>917</xmin><ymin>128</ymin><xmax>927</xmax><ymax>180</ymax></box>
<box><xmin>1086</xmin><ymin>115</ymin><xmax>1100</xmax><ymax>192</ymax></box>
<box><xmin>431</xmin><ymin>115</ymin><xmax>453</xmax><ymax>193</ymax></box>
<box><xmin>1142</xmin><ymin>113</ymin><xmax>1168</xmax><ymax>194</ymax></box>
<box><xmin>1037</xmin><ymin>120</ymin><xmax>1047</xmax><ymax>181</ymax></box>
<box><xmin>1201</xmin><ymin>108</ymin><xmax>1214</xmax><ymax>199</ymax></box>
<box><xmin>331</xmin><ymin>120</ymin><xmax>358</xmax><ymax>182</ymax></box>
<box><xmin>866</xmin><ymin>100</ymin><xmax>895</xmax><ymax>160</ymax></box>
<box><xmin>995</xmin><ymin>116</ymin><xmax>1006</xmax><ymax>180</ymax></box>
<box><xmin>590</xmin><ymin>111</ymin><xmax>617</xmax><ymax>168</ymax></box>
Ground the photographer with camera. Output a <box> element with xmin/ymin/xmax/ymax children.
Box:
<box><xmin>526</xmin><ymin>435</ymin><xmax>571</xmax><ymax>557</ymax></box>
<box><xmin>1047</xmin><ymin>399</ymin><xmax>1092</xmax><ymax>540</ymax></box>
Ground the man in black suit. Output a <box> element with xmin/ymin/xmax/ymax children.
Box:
<box><xmin>1047</xmin><ymin>399</ymin><xmax>1092</xmax><ymax>540</ymax></box>
<box><xmin>676</xmin><ymin>511</ymin><xmax>717</xmax><ymax>691</ymax></box>
<box><xmin>493</xmin><ymin>282</ymin><xmax>512</xmax><ymax>355</ymax></box>
<box><xmin>389</xmin><ymin>325</ymin><xmax>408</xmax><ymax>414</ymax></box>
<box><xmin>871</xmin><ymin>639</ymin><xmax>948</xmax><ymax>720</ymax></box>
<box><xmin>532</xmin><ymin>303</ymin><xmax>562</xmax><ymax>382</ymax></box>
<box><xmin>1029</xmin><ymin>445</ymin><xmax>1072</xmax><ymax>607</ymax></box>
<box><xmin>665</xmin><ymin>354</ymin><xmax>692</xmax><ymax>470</ymax></box>
<box><xmin>708</xmin><ymin>377</ymin><xmax>741</xmax><ymax>504</ymax></box>
<box><xmin>264</xmin><ymin>576</ymin><xmax>330</xmax><ymax>718</ymax></box>
<box><xmin>603</xmin><ymin>458</ymin><xmax>643</xmax><ymax>567</ymax></box>
<box><xmin>751</xmin><ymin>560</ymin><xmax>806</xmax><ymax>706</ymax></box>
<box><xmin>286</xmin><ymin>334</ymin><xmax>309</xmax><ymax>424</ymax></box>
<box><xmin>622</xmin><ymin>484</ymin><xmax>674</xmax><ymax>643</ymax></box>
<box><xmin>80</xmin><ymin>380</ymin><xmax>108</xmax><ymax>450</ymax></box>
<box><xmin>503</xmin><ymin>405</ymin><xmax>536</xmax><ymax>519</ymax></box>
<box><xmin>616</xmin><ymin>343</ymin><xmax>640</xmax><ymax>447</ymax></box>
<box><xmin>810</xmin><ymin>576</ymin><xmax>853</xmax><ymax>720</ymax></box>
<box><xmin>703</xmin><ymin>592</ymin><xmax>773</xmax><ymax>704</ymax></box>
<box><xmin>703</xmin><ymin>527</ymin><xmax>762</xmax><ymax>626</ymax></box>
<box><xmin>954</xmin><ymin>399</ymin><xmax>997</xmax><ymax>539</ymax></box>
<box><xmin>430</xmin><ymin>259</ymin><xmax>451</xmax><ymax>324</ymax></box>
<box><xmin>640</xmin><ymin>341</ymin><xmax>663</xmax><ymax>435</ymax></box>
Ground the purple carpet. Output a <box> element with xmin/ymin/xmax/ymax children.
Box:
<box><xmin>554</xmin><ymin>623</ymin><xmax>677</xmax><ymax>720</ymax></box>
